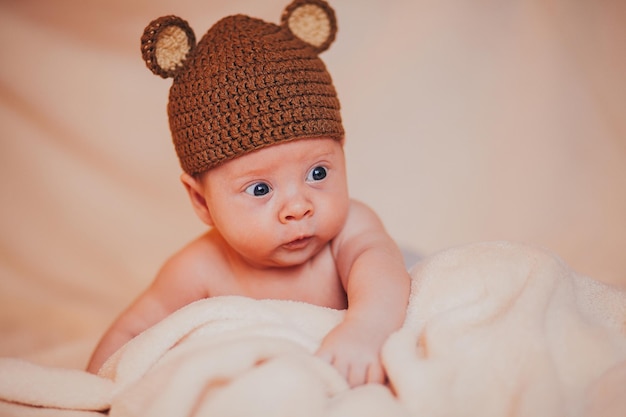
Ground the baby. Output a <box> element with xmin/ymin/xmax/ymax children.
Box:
<box><xmin>87</xmin><ymin>0</ymin><xmax>411</xmax><ymax>387</ymax></box>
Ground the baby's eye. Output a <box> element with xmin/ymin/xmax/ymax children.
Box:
<box><xmin>307</xmin><ymin>166</ymin><xmax>327</xmax><ymax>182</ymax></box>
<box><xmin>245</xmin><ymin>182</ymin><xmax>272</xmax><ymax>196</ymax></box>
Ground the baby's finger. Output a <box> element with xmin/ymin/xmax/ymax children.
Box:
<box><xmin>365</xmin><ymin>361</ymin><xmax>386</xmax><ymax>385</ymax></box>
<box><xmin>346</xmin><ymin>363</ymin><xmax>368</xmax><ymax>388</ymax></box>
<box><xmin>317</xmin><ymin>349</ymin><xmax>352</xmax><ymax>382</ymax></box>
<box><xmin>315</xmin><ymin>349</ymin><xmax>333</xmax><ymax>364</ymax></box>
<box><xmin>335</xmin><ymin>357</ymin><xmax>354</xmax><ymax>385</ymax></box>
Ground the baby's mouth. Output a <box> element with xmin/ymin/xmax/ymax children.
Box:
<box><xmin>283</xmin><ymin>236</ymin><xmax>313</xmax><ymax>250</ymax></box>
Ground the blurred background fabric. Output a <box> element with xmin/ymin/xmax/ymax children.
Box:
<box><xmin>1</xmin><ymin>0</ymin><xmax>625</xmax><ymax>369</ymax></box>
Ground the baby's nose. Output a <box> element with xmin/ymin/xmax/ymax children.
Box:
<box><xmin>279</xmin><ymin>195</ymin><xmax>313</xmax><ymax>223</ymax></box>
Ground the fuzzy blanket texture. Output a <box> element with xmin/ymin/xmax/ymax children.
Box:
<box><xmin>1</xmin><ymin>241</ymin><xmax>625</xmax><ymax>417</ymax></box>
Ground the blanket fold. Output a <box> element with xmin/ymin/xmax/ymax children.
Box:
<box><xmin>1</xmin><ymin>241</ymin><xmax>624</xmax><ymax>416</ymax></box>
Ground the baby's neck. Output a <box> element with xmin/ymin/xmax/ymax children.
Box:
<box><xmin>220</xmin><ymin>242</ymin><xmax>347</xmax><ymax>309</ymax></box>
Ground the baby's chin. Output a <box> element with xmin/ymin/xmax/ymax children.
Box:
<box><xmin>232</xmin><ymin>252</ymin><xmax>302</xmax><ymax>270</ymax></box>
<box><xmin>256</xmin><ymin>253</ymin><xmax>316</xmax><ymax>269</ymax></box>
<box><xmin>249</xmin><ymin>247</ymin><xmax>325</xmax><ymax>270</ymax></box>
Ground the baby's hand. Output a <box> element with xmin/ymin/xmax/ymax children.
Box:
<box><xmin>315</xmin><ymin>319</ymin><xmax>387</xmax><ymax>387</ymax></box>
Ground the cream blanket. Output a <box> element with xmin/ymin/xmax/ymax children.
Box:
<box><xmin>1</xmin><ymin>241</ymin><xmax>625</xmax><ymax>416</ymax></box>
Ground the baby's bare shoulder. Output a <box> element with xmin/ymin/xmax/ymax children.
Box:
<box><xmin>154</xmin><ymin>231</ymin><xmax>229</xmax><ymax>290</ymax></box>
<box><xmin>331</xmin><ymin>200</ymin><xmax>396</xmax><ymax>272</ymax></box>
<box><xmin>341</xmin><ymin>199</ymin><xmax>386</xmax><ymax>237</ymax></box>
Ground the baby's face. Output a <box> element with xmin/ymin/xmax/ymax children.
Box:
<box><xmin>201</xmin><ymin>138</ymin><xmax>350</xmax><ymax>268</ymax></box>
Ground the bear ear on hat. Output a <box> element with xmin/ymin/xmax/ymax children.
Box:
<box><xmin>281</xmin><ymin>0</ymin><xmax>338</xmax><ymax>53</ymax></box>
<box><xmin>141</xmin><ymin>15</ymin><xmax>196</xmax><ymax>78</ymax></box>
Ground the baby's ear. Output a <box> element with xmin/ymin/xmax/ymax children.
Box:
<box><xmin>281</xmin><ymin>0</ymin><xmax>338</xmax><ymax>53</ymax></box>
<box><xmin>140</xmin><ymin>16</ymin><xmax>196</xmax><ymax>78</ymax></box>
<box><xmin>180</xmin><ymin>173</ymin><xmax>214</xmax><ymax>227</ymax></box>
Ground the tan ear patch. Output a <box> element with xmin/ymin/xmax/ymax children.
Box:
<box><xmin>155</xmin><ymin>25</ymin><xmax>192</xmax><ymax>73</ymax></box>
<box><xmin>141</xmin><ymin>15</ymin><xmax>196</xmax><ymax>79</ymax></box>
<box><xmin>282</xmin><ymin>0</ymin><xmax>337</xmax><ymax>53</ymax></box>
<box><xmin>288</xmin><ymin>4</ymin><xmax>331</xmax><ymax>48</ymax></box>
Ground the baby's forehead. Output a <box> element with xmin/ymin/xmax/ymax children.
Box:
<box><xmin>206</xmin><ymin>137</ymin><xmax>344</xmax><ymax>178</ymax></box>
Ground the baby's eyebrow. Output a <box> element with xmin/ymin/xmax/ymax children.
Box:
<box><xmin>233</xmin><ymin>171</ymin><xmax>268</xmax><ymax>186</ymax></box>
<box><xmin>305</xmin><ymin>149</ymin><xmax>337</xmax><ymax>161</ymax></box>
<box><xmin>236</xmin><ymin>167</ymin><xmax>267</xmax><ymax>177</ymax></box>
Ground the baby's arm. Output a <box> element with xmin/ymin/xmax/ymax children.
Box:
<box><xmin>86</xmin><ymin>247</ymin><xmax>210</xmax><ymax>374</ymax></box>
<box><xmin>317</xmin><ymin>200</ymin><xmax>411</xmax><ymax>386</ymax></box>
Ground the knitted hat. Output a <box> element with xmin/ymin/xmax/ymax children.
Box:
<box><xmin>141</xmin><ymin>0</ymin><xmax>344</xmax><ymax>175</ymax></box>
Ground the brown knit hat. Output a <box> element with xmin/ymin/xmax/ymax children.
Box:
<box><xmin>140</xmin><ymin>0</ymin><xmax>344</xmax><ymax>175</ymax></box>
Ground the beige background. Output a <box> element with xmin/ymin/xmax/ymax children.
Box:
<box><xmin>1</xmin><ymin>0</ymin><xmax>625</xmax><ymax>368</ymax></box>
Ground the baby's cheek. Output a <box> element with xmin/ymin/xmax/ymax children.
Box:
<box><xmin>320</xmin><ymin>199</ymin><xmax>349</xmax><ymax>238</ymax></box>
